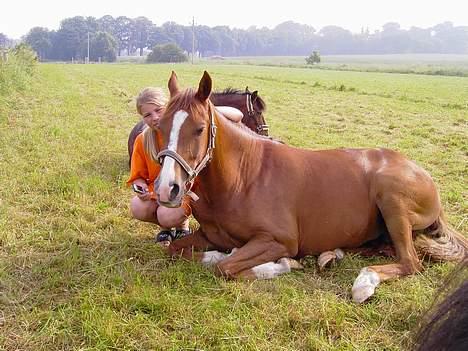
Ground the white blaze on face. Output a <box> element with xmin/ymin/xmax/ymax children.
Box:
<box><xmin>158</xmin><ymin>110</ymin><xmax>188</xmax><ymax>202</ymax></box>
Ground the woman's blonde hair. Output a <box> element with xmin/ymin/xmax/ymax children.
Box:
<box><xmin>135</xmin><ymin>87</ymin><xmax>168</xmax><ymax>162</ymax></box>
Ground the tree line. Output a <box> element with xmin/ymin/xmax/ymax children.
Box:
<box><xmin>1</xmin><ymin>16</ymin><xmax>467</xmax><ymax>62</ymax></box>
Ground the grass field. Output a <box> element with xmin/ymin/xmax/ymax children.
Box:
<box><xmin>0</xmin><ymin>61</ymin><xmax>467</xmax><ymax>350</ymax></box>
<box><xmin>216</xmin><ymin>54</ymin><xmax>468</xmax><ymax>76</ymax></box>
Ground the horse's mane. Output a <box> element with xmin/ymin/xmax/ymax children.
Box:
<box><xmin>165</xmin><ymin>88</ymin><xmax>209</xmax><ymax>123</ymax></box>
<box><xmin>214</xmin><ymin>88</ymin><xmax>267</xmax><ymax>112</ymax></box>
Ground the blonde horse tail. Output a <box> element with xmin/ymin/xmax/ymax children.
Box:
<box><xmin>414</xmin><ymin>213</ymin><xmax>468</xmax><ymax>262</ymax></box>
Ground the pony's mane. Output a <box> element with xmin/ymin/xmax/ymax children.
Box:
<box><xmin>214</xmin><ymin>87</ymin><xmax>243</xmax><ymax>95</ymax></box>
<box><xmin>213</xmin><ymin>88</ymin><xmax>266</xmax><ymax>112</ymax></box>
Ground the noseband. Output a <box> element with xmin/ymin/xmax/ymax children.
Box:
<box><xmin>156</xmin><ymin>104</ymin><xmax>217</xmax><ymax>199</ymax></box>
<box><xmin>246</xmin><ymin>93</ymin><xmax>269</xmax><ymax>135</ymax></box>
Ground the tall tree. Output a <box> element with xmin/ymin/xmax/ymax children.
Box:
<box><xmin>56</xmin><ymin>16</ymin><xmax>90</xmax><ymax>60</ymax></box>
<box><xmin>132</xmin><ymin>16</ymin><xmax>153</xmax><ymax>56</ymax></box>
<box><xmin>24</xmin><ymin>27</ymin><xmax>52</xmax><ymax>60</ymax></box>
<box><xmin>90</xmin><ymin>31</ymin><xmax>117</xmax><ymax>62</ymax></box>
<box><xmin>114</xmin><ymin>16</ymin><xmax>133</xmax><ymax>56</ymax></box>
<box><xmin>97</xmin><ymin>15</ymin><xmax>116</xmax><ymax>35</ymax></box>
<box><xmin>161</xmin><ymin>22</ymin><xmax>185</xmax><ymax>48</ymax></box>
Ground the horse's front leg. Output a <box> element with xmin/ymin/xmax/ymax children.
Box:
<box><xmin>215</xmin><ymin>237</ymin><xmax>295</xmax><ymax>279</ymax></box>
<box><xmin>168</xmin><ymin>229</ymin><xmax>222</xmax><ymax>262</ymax></box>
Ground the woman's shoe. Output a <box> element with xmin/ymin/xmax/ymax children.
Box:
<box><xmin>155</xmin><ymin>229</ymin><xmax>174</xmax><ymax>243</ymax></box>
<box><xmin>173</xmin><ymin>228</ymin><xmax>192</xmax><ymax>240</ymax></box>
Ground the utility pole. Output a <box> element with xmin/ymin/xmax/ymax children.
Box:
<box><xmin>191</xmin><ymin>17</ymin><xmax>195</xmax><ymax>64</ymax></box>
<box><xmin>87</xmin><ymin>32</ymin><xmax>90</xmax><ymax>63</ymax></box>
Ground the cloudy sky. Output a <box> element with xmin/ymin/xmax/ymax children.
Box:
<box><xmin>1</xmin><ymin>0</ymin><xmax>467</xmax><ymax>38</ymax></box>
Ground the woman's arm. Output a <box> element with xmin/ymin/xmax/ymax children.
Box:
<box><xmin>215</xmin><ymin>106</ymin><xmax>243</xmax><ymax>123</ymax></box>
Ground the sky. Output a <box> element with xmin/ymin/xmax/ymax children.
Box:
<box><xmin>1</xmin><ymin>0</ymin><xmax>467</xmax><ymax>39</ymax></box>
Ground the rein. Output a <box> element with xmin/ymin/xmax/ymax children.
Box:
<box><xmin>246</xmin><ymin>93</ymin><xmax>269</xmax><ymax>135</ymax></box>
<box><xmin>156</xmin><ymin>104</ymin><xmax>217</xmax><ymax>200</ymax></box>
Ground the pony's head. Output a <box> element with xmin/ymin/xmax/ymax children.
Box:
<box><xmin>243</xmin><ymin>86</ymin><xmax>268</xmax><ymax>136</ymax></box>
<box><xmin>155</xmin><ymin>71</ymin><xmax>215</xmax><ymax>207</ymax></box>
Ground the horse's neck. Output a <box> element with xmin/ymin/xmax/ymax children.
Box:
<box><xmin>203</xmin><ymin>113</ymin><xmax>263</xmax><ymax>192</ymax></box>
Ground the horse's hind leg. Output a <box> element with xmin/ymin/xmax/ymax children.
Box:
<box><xmin>352</xmin><ymin>202</ymin><xmax>423</xmax><ymax>303</ymax></box>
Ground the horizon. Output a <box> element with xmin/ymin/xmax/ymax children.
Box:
<box><xmin>1</xmin><ymin>0</ymin><xmax>467</xmax><ymax>39</ymax></box>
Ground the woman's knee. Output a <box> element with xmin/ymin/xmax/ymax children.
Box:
<box><xmin>157</xmin><ymin>207</ymin><xmax>187</xmax><ymax>228</ymax></box>
<box><xmin>130</xmin><ymin>197</ymin><xmax>156</xmax><ymax>222</ymax></box>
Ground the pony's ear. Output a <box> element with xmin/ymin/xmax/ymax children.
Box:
<box><xmin>245</xmin><ymin>86</ymin><xmax>250</xmax><ymax>93</ymax></box>
<box><xmin>196</xmin><ymin>71</ymin><xmax>212</xmax><ymax>102</ymax></box>
<box><xmin>168</xmin><ymin>71</ymin><xmax>180</xmax><ymax>97</ymax></box>
<box><xmin>251</xmin><ymin>90</ymin><xmax>258</xmax><ymax>103</ymax></box>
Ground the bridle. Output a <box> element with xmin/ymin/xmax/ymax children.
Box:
<box><xmin>246</xmin><ymin>93</ymin><xmax>269</xmax><ymax>135</ymax></box>
<box><xmin>156</xmin><ymin>104</ymin><xmax>217</xmax><ymax>201</ymax></box>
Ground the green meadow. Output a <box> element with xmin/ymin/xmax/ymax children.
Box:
<box><xmin>0</xmin><ymin>60</ymin><xmax>467</xmax><ymax>350</ymax></box>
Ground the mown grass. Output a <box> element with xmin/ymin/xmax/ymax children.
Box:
<box><xmin>218</xmin><ymin>54</ymin><xmax>468</xmax><ymax>77</ymax></box>
<box><xmin>0</xmin><ymin>62</ymin><xmax>466</xmax><ymax>350</ymax></box>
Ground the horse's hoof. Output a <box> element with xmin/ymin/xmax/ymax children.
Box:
<box><xmin>318</xmin><ymin>248</ymin><xmax>344</xmax><ymax>271</ymax></box>
<box><xmin>351</xmin><ymin>268</ymin><xmax>380</xmax><ymax>303</ymax></box>
<box><xmin>281</xmin><ymin>257</ymin><xmax>304</xmax><ymax>270</ymax></box>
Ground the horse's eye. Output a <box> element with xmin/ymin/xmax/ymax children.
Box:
<box><xmin>195</xmin><ymin>127</ymin><xmax>205</xmax><ymax>136</ymax></box>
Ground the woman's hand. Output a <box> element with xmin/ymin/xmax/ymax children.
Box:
<box><xmin>137</xmin><ymin>190</ymin><xmax>152</xmax><ymax>201</ymax></box>
<box><xmin>133</xmin><ymin>181</ymin><xmax>151</xmax><ymax>201</ymax></box>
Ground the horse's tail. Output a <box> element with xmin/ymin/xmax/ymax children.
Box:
<box><xmin>414</xmin><ymin>213</ymin><xmax>468</xmax><ymax>262</ymax></box>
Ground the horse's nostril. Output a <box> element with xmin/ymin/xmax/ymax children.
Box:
<box><xmin>169</xmin><ymin>183</ymin><xmax>180</xmax><ymax>201</ymax></box>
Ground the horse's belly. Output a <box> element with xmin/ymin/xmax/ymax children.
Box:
<box><xmin>297</xmin><ymin>205</ymin><xmax>382</xmax><ymax>256</ymax></box>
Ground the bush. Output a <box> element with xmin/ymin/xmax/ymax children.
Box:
<box><xmin>0</xmin><ymin>44</ymin><xmax>38</xmax><ymax>97</ymax></box>
<box><xmin>306</xmin><ymin>51</ymin><xmax>321</xmax><ymax>65</ymax></box>
<box><xmin>147</xmin><ymin>43</ymin><xmax>188</xmax><ymax>63</ymax></box>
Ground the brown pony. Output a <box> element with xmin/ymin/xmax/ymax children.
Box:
<box><xmin>127</xmin><ymin>87</ymin><xmax>268</xmax><ymax>166</ymax></box>
<box><xmin>155</xmin><ymin>71</ymin><xmax>467</xmax><ymax>303</ymax></box>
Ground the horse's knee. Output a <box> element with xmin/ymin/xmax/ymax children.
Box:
<box><xmin>216</xmin><ymin>261</ymin><xmax>237</xmax><ymax>279</ymax></box>
<box><xmin>401</xmin><ymin>256</ymin><xmax>423</xmax><ymax>274</ymax></box>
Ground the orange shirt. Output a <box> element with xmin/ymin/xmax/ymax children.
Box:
<box><xmin>127</xmin><ymin>131</ymin><xmax>163</xmax><ymax>195</ymax></box>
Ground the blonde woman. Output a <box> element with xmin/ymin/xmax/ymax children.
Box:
<box><xmin>127</xmin><ymin>87</ymin><xmax>193</xmax><ymax>244</ymax></box>
<box><xmin>127</xmin><ymin>87</ymin><xmax>243</xmax><ymax>244</ymax></box>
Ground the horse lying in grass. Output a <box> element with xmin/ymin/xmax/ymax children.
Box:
<box><xmin>154</xmin><ymin>71</ymin><xmax>467</xmax><ymax>303</ymax></box>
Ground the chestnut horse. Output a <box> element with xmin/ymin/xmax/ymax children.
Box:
<box><xmin>155</xmin><ymin>71</ymin><xmax>467</xmax><ymax>303</ymax></box>
<box><xmin>127</xmin><ymin>87</ymin><xmax>268</xmax><ymax>166</ymax></box>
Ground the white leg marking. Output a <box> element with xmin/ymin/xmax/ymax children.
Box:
<box><xmin>201</xmin><ymin>251</ymin><xmax>228</xmax><ymax>267</ymax></box>
<box><xmin>251</xmin><ymin>258</ymin><xmax>291</xmax><ymax>279</ymax></box>
<box><xmin>158</xmin><ymin>110</ymin><xmax>188</xmax><ymax>198</ymax></box>
<box><xmin>352</xmin><ymin>267</ymin><xmax>381</xmax><ymax>303</ymax></box>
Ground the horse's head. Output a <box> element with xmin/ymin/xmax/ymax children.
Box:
<box><xmin>155</xmin><ymin>71</ymin><xmax>215</xmax><ymax>207</ymax></box>
<box><xmin>244</xmin><ymin>86</ymin><xmax>269</xmax><ymax>136</ymax></box>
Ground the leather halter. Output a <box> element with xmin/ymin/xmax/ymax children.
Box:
<box><xmin>156</xmin><ymin>104</ymin><xmax>217</xmax><ymax>197</ymax></box>
<box><xmin>246</xmin><ymin>93</ymin><xmax>269</xmax><ymax>135</ymax></box>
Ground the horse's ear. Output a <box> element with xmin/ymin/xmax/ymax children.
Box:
<box><xmin>168</xmin><ymin>71</ymin><xmax>180</xmax><ymax>97</ymax></box>
<box><xmin>196</xmin><ymin>71</ymin><xmax>212</xmax><ymax>102</ymax></box>
<box><xmin>245</xmin><ymin>86</ymin><xmax>250</xmax><ymax>93</ymax></box>
<box><xmin>251</xmin><ymin>90</ymin><xmax>258</xmax><ymax>103</ymax></box>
